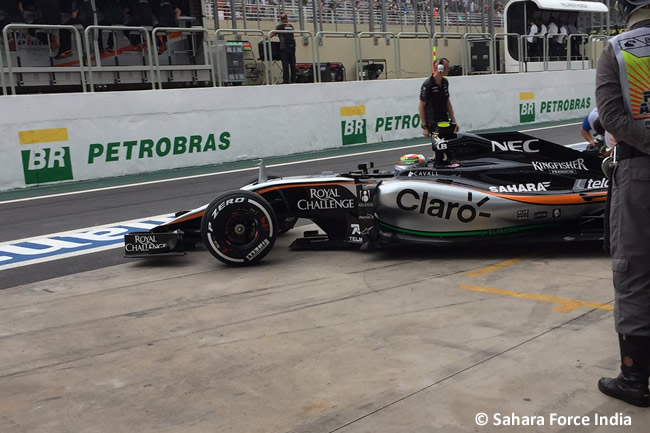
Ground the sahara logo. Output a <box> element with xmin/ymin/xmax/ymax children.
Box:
<box><xmin>19</xmin><ymin>127</ymin><xmax>73</xmax><ymax>185</ymax></box>
<box><xmin>340</xmin><ymin>105</ymin><xmax>367</xmax><ymax>145</ymax></box>
<box><xmin>489</xmin><ymin>182</ymin><xmax>551</xmax><ymax>193</ymax></box>
<box><xmin>519</xmin><ymin>92</ymin><xmax>536</xmax><ymax>123</ymax></box>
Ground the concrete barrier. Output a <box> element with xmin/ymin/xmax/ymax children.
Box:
<box><xmin>0</xmin><ymin>69</ymin><xmax>595</xmax><ymax>191</ymax></box>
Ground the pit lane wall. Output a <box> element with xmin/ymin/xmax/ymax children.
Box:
<box><xmin>0</xmin><ymin>70</ymin><xmax>595</xmax><ymax>191</ymax></box>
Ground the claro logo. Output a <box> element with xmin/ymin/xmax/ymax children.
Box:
<box><xmin>396</xmin><ymin>190</ymin><xmax>491</xmax><ymax>223</ymax></box>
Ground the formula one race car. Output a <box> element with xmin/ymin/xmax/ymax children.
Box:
<box><xmin>124</xmin><ymin>131</ymin><xmax>608</xmax><ymax>266</ymax></box>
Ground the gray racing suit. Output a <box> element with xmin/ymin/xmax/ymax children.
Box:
<box><xmin>596</xmin><ymin>23</ymin><xmax>650</xmax><ymax>337</ymax></box>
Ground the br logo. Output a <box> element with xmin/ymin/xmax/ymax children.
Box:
<box><xmin>19</xmin><ymin>128</ymin><xmax>73</xmax><ymax>185</ymax></box>
<box><xmin>519</xmin><ymin>92</ymin><xmax>535</xmax><ymax>123</ymax></box>
<box><xmin>340</xmin><ymin>105</ymin><xmax>367</xmax><ymax>146</ymax></box>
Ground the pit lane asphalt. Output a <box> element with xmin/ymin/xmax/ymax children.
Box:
<box><xmin>2</xmin><ymin>121</ymin><xmax>645</xmax><ymax>433</ymax></box>
<box><xmin>0</xmin><ymin>122</ymin><xmax>582</xmax><ymax>290</ymax></box>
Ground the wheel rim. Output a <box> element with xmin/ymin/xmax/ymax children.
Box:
<box><xmin>223</xmin><ymin>209</ymin><xmax>260</xmax><ymax>248</ymax></box>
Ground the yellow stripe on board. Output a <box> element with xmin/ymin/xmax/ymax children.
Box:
<box><xmin>19</xmin><ymin>128</ymin><xmax>69</xmax><ymax>145</ymax></box>
<box><xmin>340</xmin><ymin>105</ymin><xmax>366</xmax><ymax>117</ymax></box>
<box><xmin>459</xmin><ymin>284</ymin><xmax>614</xmax><ymax>313</ymax></box>
<box><xmin>519</xmin><ymin>92</ymin><xmax>535</xmax><ymax>101</ymax></box>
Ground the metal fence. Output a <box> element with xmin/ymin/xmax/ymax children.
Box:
<box><xmin>0</xmin><ymin>23</ymin><xmax>605</xmax><ymax>95</ymax></box>
<box><xmin>207</xmin><ymin>2</ymin><xmax>505</xmax><ymax>28</ymax></box>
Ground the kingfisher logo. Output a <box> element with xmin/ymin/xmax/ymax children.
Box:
<box><xmin>19</xmin><ymin>127</ymin><xmax>73</xmax><ymax>185</ymax></box>
<box><xmin>340</xmin><ymin>105</ymin><xmax>367</xmax><ymax>145</ymax></box>
<box><xmin>519</xmin><ymin>92</ymin><xmax>536</xmax><ymax>123</ymax></box>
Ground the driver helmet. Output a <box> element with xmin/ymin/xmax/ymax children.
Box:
<box><xmin>394</xmin><ymin>154</ymin><xmax>427</xmax><ymax>176</ymax></box>
<box><xmin>618</xmin><ymin>0</ymin><xmax>650</xmax><ymax>23</ymax></box>
<box><xmin>397</xmin><ymin>154</ymin><xmax>427</xmax><ymax>167</ymax></box>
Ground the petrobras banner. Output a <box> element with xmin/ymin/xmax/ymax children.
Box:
<box><xmin>0</xmin><ymin>69</ymin><xmax>596</xmax><ymax>191</ymax></box>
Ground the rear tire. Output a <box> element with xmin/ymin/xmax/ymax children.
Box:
<box><xmin>201</xmin><ymin>190</ymin><xmax>278</xmax><ymax>266</ymax></box>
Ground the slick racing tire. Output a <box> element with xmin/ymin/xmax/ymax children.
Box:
<box><xmin>201</xmin><ymin>190</ymin><xmax>278</xmax><ymax>266</ymax></box>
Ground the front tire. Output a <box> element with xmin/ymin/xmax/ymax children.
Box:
<box><xmin>201</xmin><ymin>190</ymin><xmax>278</xmax><ymax>266</ymax></box>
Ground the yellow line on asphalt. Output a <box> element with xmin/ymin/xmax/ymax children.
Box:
<box><xmin>459</xmin><ymin>284</ymin><xmax>614</xmax><ymax>313</ymax></box>
<box><xmin>19</xmin><ymin>128</ymin><xmax>68</xmax><ymax>145</ymax></box>
<box><xmin>465</xmin><ymin>257</ymin><xmax>528</xmax><ymax>277</ymax></box>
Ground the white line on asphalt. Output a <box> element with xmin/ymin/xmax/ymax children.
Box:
<box><xmin>521</xmin><ymin>122</ymin><xmax>581</xmax><ymax>132</ymax></box>
<box><xmin>0</xmin><ymin>143</ymin><xmax>427</xmax><ymax>205</ymax></box>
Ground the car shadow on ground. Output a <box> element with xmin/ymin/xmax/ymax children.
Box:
<box><xmin>373</xmin><ymin>240</ymin><xmax>607</xmax><ymax>262</ymax></box>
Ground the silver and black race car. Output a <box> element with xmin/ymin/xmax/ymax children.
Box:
<box><xmin>124</xmin><ymin>130</ymin><xmax>608</xmax><ymax>266</ymax></box>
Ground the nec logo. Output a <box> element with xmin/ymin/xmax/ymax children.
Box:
<box><xmin>491</xmin><ymin>139</ymin><xmax>540</xmax><ymax>153</ymax></box>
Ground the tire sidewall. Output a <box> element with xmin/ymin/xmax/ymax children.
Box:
<box><xmin>201</xmin><ymin>191</ymin><xmax>277</xmax><ymax>265</ymax></box>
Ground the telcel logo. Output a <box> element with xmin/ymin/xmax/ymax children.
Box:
<box><xmin>20</xmin><ymin>128</ymin><xmax>73</xmax><ymax>185</ymax></box>
<box><xmin>396</xmin><ymin>189</ymin><xmax>491</xmax><ymax>223</ymax></box>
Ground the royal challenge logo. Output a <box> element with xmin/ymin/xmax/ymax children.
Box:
<box><xmin>519</xmin><ymin>92</ymin><xmax>536</xmax><ymax>123</ymax></box>
<box><xmin>19</xmin><ymin>127</ymin><xmax>73</xmax><ymax>185</ymax></box>
<box><xmin>340</xmin><ymin>105</ymin><xmax>367</xmax><ymax>145</ymax></box>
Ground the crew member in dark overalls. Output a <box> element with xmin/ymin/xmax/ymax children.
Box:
<box><xmin>268</xmin><ymin>13</ymin><xmax>296</xmax><ymax>84</ymax></box>
<box><xmin>595</xmin><ymin>0</ymin><xmax>650</xmax><ymax>408</ymax></box>
<box><xmin>418</xmin><ymin>57</ymin><xmax>459</xmax><ymax>166</ymax></box>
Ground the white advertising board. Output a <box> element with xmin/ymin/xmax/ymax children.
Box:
<box><xmin>0</xmin><ymin>69</ymin><xmax>595</xmax><ymax>191</ymax></box>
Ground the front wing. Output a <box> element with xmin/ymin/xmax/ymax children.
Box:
<box><xmin>124</xmin><ymin>231</ymin><xmax>186</xmax><ymax>257</ymax></box>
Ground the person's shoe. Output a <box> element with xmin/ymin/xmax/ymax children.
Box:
<box><xmin>54</xmin><ymin>50</ymin><xmax>73</xmax><ymax>60</ymax></box>
<box><xmin>598</xmin><ymin>374</ymin><xmax>650</xmax><ymax>407</ymax></box>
